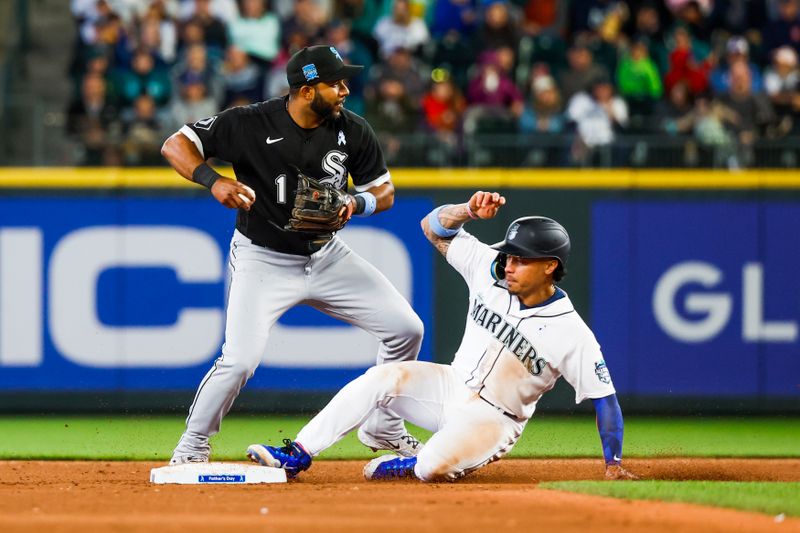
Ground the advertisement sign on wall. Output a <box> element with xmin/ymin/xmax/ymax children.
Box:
<box><xmin>591</xmin><ymin>201</ymin><xmax>799</xmax><ymax>397</ymax></box>
<box><xmin>0</xmin><ymin>197</ymin><xmax>433</xmax><ymax>391</ymax></box>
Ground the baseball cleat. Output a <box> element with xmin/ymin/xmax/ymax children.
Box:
<box><xmin>246</xmin><ymin>439</ymin><xmax>312</xmax><ymax>478</ymax></box>
<box><xmin>357</xmin><ymin>427</ymin><xmax>424</xmax><ymax>457</ymax></box>
<box><xmin>168</xmin><ymin>454</ymin><xmax>208</xmax><ymax>466</ymax></box>
<box><xmin>363</xmin><ymin>454</ymin><xmax>418</xmax><ymax>480</ymax></box>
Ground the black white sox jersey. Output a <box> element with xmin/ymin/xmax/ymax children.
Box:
<box><xmin>446</xmin><ymin>230</ymin><xmax>616</xmax><ymax>420</ymax></box>
<box><xmin>181</xmin><ymin>96</ymin><xmax>390</xmax><ymax>255</ymax></box>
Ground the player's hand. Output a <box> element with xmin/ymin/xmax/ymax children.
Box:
<box><xmin>341</xmin><ymin>194</ymin><xmax>356</xmax><ymax>222</ymax></box>
<box><xmin>211</xmin><ymin>177</ymin><xmax>256</xmax><ymax>211</ymax></box>
<box><xmin>468</xmin><ymin>191</ymin><xmax>506</xmax><ymax>219</ymax></box>
<box><xmin>605</xmin><ymin>463</ymin><xmax>640</xmax><ymax>481</ymax></box>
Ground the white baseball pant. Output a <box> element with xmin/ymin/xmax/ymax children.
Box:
<box><xmin>296</xmin><ymin>361</ymin><xmax>527</xmax><ymax>481</ymax></box>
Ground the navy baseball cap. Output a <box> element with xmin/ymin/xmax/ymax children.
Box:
<box><xmin>286</xmin><ymin>45</ymin><xmax>363</xmax><ymax>88</ymax></box>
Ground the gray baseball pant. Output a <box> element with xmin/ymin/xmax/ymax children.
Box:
<box><xmin>172</xmin><ymin>230</ymin><xmax>423</xmax><ymax>460</ymax></box>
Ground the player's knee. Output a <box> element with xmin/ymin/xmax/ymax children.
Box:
<box><xmin>378</xmin><ymin>310</ymin><xmax>424</xmax><ymax>359</ymax></box>
<box><xmin>220</xmin><ymin>355</ymin><xmax>259</xmax><ymax>381</ymax></box>
<box><xmin>409</xmin><ymin>314</ymin><xmax>424</xmax><ymax>344</ymax></box>
<box><xmin>395</xmin><ymin>313</ymin><xmax>424</xmax><ymax>350</ymax></box>
<box><xmin>414</xmin><ymin>451</ymin><xmax>459</xmax><ymax>482</ymax></box>
<box><xmin>234</xmin><ymin>361</ymin><xmax>258</xmax><ymax>381</ymax></box>
<box><xmin>363</xmin><ymin>363</ymin><xmax>408</xmax><ymax>398</ymax></box>
<box><xmin>221</xmin><ymin>343</ymin><xmax>264</xmax><ymax>377</ymax></box>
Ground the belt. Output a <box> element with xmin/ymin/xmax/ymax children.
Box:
<box><xmin>478</xmin><ymin>394</ymin><xmax>521</xmax><ymax>421</ymax></box>
<box><xmin>247</xmin><ymin>236</ymin><xmax>325</xmax><ymax>255</ymax></box>
<box><xmin>241</xmin><ymin>221</ymin><xmax>332</xmax><ymax>255</ymax></box>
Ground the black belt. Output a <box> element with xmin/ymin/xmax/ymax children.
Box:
<box><xmin>247</xmin><ymin>235</ymin><xmax>325</xmax><ymax>255</ymax></box>
<box><xmin>244</xmin><ymin>221</ymin><xmax>333</xmax><ymax>255</ymax></box>
<box><xmin>478</xmin><ymin>394</ymin><xmax>521</xmax><ymax>421</ymax></box>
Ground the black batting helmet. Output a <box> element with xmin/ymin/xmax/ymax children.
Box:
<box><xmin>489</xmin><ymin>216</ymin><xmax>571</xmax><ymax>282</ymax></box>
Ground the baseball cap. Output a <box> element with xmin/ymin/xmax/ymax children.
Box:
<box><xmin>286</xmin><ymin>45</ymin><xmax>363</xmax><ymax>88</ymax></box>
<box><xmin>775</xmin><ymin>45</ymin><xmax>798</xmax><ymax>67</ymax></box>
<box><xmin>726</xmin><ymin>36</ymin><xmax>749</xmax><ymax>56</ymax></box>
<box><xmin>532</xmin><ymin>75</ymin><xmax>555</xmax><ymax>94</ymax></box>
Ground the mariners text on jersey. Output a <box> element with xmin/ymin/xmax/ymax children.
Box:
<box><xmin>470</xmin><ymin>296</ymin><xmax>547</xmax><ymax>376</ymax></box>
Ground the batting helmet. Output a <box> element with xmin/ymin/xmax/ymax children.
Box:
<box><xmin>489</xmin><ymin>216</ymin><xmax>571</xmax><ymax>282</ymax></box>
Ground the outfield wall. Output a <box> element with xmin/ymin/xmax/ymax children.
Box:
<box><xmin>0</xmin><ymin>168</ymin><xmax>798</xmax><ymax>413</ymax></box>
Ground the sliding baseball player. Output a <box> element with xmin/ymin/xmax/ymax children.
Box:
<box><xmin>247</xmin><ymin>191</ymin><xmax>638</xmax><ymax>482</ymax></box>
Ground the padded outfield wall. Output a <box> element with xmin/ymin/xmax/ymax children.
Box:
<box><xmin>0</xmin><ymin>168</ymin><xmax>798</xmax><ymax>414</ymax></box>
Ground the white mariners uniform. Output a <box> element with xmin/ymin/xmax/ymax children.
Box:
<box><xmin>296</xmin><ymin>230</ymin><xmax>616</xmax><ymax>480</ymax></box>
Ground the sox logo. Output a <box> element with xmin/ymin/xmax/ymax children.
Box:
<box><xmin>320</xmin><ymin>150</ymin><xmax>348</xmax><ymax>189</ymax></box>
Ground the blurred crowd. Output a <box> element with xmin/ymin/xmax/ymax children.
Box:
<box><xmin>66</xmin><ymin>0</ymin><xmax>800</xmax><ymax>168</ymax></box>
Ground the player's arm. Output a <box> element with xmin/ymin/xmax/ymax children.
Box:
<box><xmin>592</xmin><ymin>394</ymin><xmax>639</xmax><ymax>480</ymax></box>
<box><xmin>344</xmin><ymin>181</ymin><xmax>395</xmax><ymax>221</ymax></box>
<box><xmin>161</xmin><ymin>130</ymin><xmax>255</xmax><ymax>211</ymax></box>
<box><xmin>365</xmin><ymin>181</ymin><xmax>394</xmax><ymax>213</ymax></box>
<box><xmin>420</xmin><ymin>191</ymin><xmax>506</xmax><ymax>257</ymax></box>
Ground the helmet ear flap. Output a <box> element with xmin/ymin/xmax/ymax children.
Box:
<box><xmin>490</xmin><ymin>253</ymin><xmax>507</xmax><ymax>281</ymax></box>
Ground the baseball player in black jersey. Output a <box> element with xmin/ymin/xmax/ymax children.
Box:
<box><xmin>161</xmin><ymin>45</ymin><xmax>425</xmax><ymax>465</ymax></box>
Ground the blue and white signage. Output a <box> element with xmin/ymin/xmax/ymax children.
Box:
<box><xmin>592</xmin><ymin>201</ymin><xmax>799</xmax><ymax>397</ymax></box>
<box><xmin>0</xmin><ymin>196</ymin><xmax>433</xmax><ymax>391</ymax></box>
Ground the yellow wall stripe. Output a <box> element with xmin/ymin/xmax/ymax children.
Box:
<box><xmin>0</xmin><ymin>167</ymin><xmax>799</xmax><ymax>189</ymax></box>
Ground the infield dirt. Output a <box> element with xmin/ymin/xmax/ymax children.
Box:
<box><xmin>1</xmin><ymin>459</ymin><xmax>798</xmax><ymax>532</ymax></box>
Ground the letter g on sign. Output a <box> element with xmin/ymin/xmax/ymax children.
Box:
<box><xmin>652</xmin><ymin>261</ymin><xmax>732</xmax><ymax>343</ymax></box>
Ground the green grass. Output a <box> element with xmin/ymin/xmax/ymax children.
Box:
<box><xmin>0</xmin><ymin>415</ymin><xmax>798</xmax><ymax>461</ymax></box>
<box><xmin>519</xmin><ymin>416</ymin><xmax>800</xmax><ymax>458</ymax></box>
<box><xmin>540</xmin><ymin>481</ymin><xmax>800</xmax><ymax>517</ymax></box>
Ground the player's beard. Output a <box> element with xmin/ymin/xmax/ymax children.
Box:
<box><xmin>311</xmin><ymin>91</ymin><xmax>339</xmax><ymax>120</ymax></box>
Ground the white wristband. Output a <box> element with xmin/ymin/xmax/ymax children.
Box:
<box><xmin>428</xmin><ymin>205</ymin><xmax>461</xmax><ymax>238</ymax></box>
<box><xmin>354</xmin><ymin>192</ymin><xmax>377</xmax><ymax>217</ymax></box>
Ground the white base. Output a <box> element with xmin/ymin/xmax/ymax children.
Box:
<box><xmin>150</xmin><ymin>462</ymin><xmax>287</xmax><ymax>484</ymax></box>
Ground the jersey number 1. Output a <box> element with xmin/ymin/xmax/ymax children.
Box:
<box><xmin>275</xmin><ymin>174</ymin><xmax>287</xmax><ymax>204</ymax></box>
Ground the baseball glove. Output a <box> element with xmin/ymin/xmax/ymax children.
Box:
<box><xmin>284</xmin><ymin>167</ymin><xmax>351</xmax><ymax>234</ymax></box>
